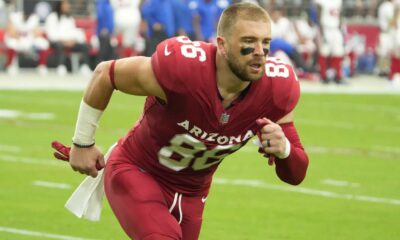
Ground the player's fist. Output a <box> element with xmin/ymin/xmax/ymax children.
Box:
<box><xmin>51</xmin><ymin>141</ymin><xmax>104</xmax><ymax>176</ymax></box>
<box><xmin>69</xmin><ymin>145</ymin><xmax>105</xmax><ymax>178</ymax></box>
<box><xmin>256</xmin><ymin>117</ymin><xmax>289</xmax><ymax>159</ymax></box>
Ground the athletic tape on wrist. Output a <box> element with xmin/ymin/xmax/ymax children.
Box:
<box><xmin>72</xmin><ymin>100</ymin><xmax>103</xmax><ymax>146</ymax></box>
<box><xmin>275</xmin><ymin>138</ymin><xmax>291</xmax><ymax>159</ymax></box>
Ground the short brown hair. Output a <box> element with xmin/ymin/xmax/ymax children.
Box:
<box><xmin>217</xmin><ymin>2</ymin><xmax>271</xmax><ymax>37</ymax></box>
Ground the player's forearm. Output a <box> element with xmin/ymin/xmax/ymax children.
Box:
<box><xmin>72</xmin><ymin>61</ymin><xmax>114</xmax><ymax>146</ymax></box>
<box><xmin>275</xmin><ymin>143</ymin><xmax>309</xmax><ymax>185</ymax></box>
<box><xmin>274</xmin><ymin>122</ymin><xmax>309</xmax><ymax>185</ymax></box>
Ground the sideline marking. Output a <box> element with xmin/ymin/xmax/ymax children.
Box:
<box><xmin>33</xmin><ymin>180</ymin><xmax>71</xmax><ymax>189</ymax></box>
<box><xmin>0</xmin><ymin>226</ymin><xmax>94</xmax><ymax>240</ymax></box>
<box><xmin>213</xmin><ymin>178</ymin><xmax>400</xmax><ymax>206</ymax></box>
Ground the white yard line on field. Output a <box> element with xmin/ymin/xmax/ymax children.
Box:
<box><xmin>372</xmin><ymin>145</ymin><xmax>400</xmax><ymax>154</ymax></box>
<box><xmin>305</xmin><ymin>101</ymin><xmax>400</xmax><ymax>114</ymax></box>
<box><xmin>213</xmin><ymin>178</ymin><xmax>400</xmax><ymax>206</ymax></box>
<box><xmin>3</xmin><ymin>154</ymin><xmax>399</xmax><ymax>206</ymax></box>
<box><xmin>321</xmin><ymin>179</ymin><xmax>360</xmax><ymax>188</ymax></box>
<box><xmin>0</xmin><ymin>109</ymin><xmax>55</xmax><ymax>120</ymax></box>
<box><xmin>0</xmin><ymin>145</ymin><xmax>21</xmax><ymax>153</ymax></box>
<box><xmin>0</xmin><ymin>226</ymin><xmax>94</xmax><ymax>240</ymax></box>
<box><xmin>306</xmin><ymin>146</ymin><xmax>400</xmax><ymax>160</ymax></box>
<box><xmin>32</xmin><ymin>180</ymin><xmax>71</xmax><ymax>189</ymax></box>
<box><xmin>240</xmin><ymin>144</ymin><xmax>400</xmax><ymax>160</ymax></box>
<box><xmin>0</xmin><ymin>155</ymin><xmax>65</xmax><ymax>167</ymax></box>
<box><xmin>297</xmin><ymin>118</ymin><xmax>400</xmax><ymax>134</ymax></box>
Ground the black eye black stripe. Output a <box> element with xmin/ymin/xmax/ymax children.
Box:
<box><xmin>240</xmin><ymin>47</ymin><xmax>254</xmax><ymax>55</ymax></box>
<box><xmin>240</xmin><ymin>47</ymin><xmax>269</xmax><ymax>56</ymax></box>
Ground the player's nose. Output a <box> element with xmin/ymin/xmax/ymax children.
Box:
<box><xmin>253</xmin><ymin>42</ymin><xmax>265</xmax><ymax>56</ymax></box>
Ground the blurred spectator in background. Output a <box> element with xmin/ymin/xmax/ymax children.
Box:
<box><xmin>191</xmin><ymin>0</ymin><xmax>230</xmax><ymax>42</ymax></box>
<box><xmin>173</xmin><ymin>0</ymin><xmax>196</xmax><ymax>40</ymax></box>
<box><xmin>33</xmin><ymin>1</ymin><xmax>52</xmax><ymax>24</ymax></box>
<box><xmin>354</xmin><ymin>0</ymin><xmax>365</xmax><ymax>18</ymax></box>
<box><xmin>96</xmin><ymin>0</ymin><xmax>116</xmax><ymax>62</ymax></box>
<box><xmin>367</xmin><ymin>0</ymin><xmax>379</xmax><ymax>20</ymax></box>
<box><xmin>316</xmin><ymin>0</ymin><xmax>345</xmax><ymax>84</ymax></box>
<box><xmin>270</xmin><ymin>8</ymin><xmax>316</xmax><ymax>76</ymax></box>
<box><xmin>110</xmin><ymin>0</ymin><xmax>144</xmax><ymax>57</ymax></box>
<box><xmin>141</xmin><ymin>0</ymin><xmax>175</xmax><ymax>56</ymax></box>
<box><xmin>389</xmin><ymin>1</ymin><xmax>400</xmax><ymax>84</ymax></box>
<box><xmin>45</xmin><ymin>0</ymin><xmax>91</xmax><ymax>76</ymax></box>
<box><xmin>4</xmin><ymin>11</ymin><xmax>49</xmax><ymax>75</ymax></box>
<box><xmin>0</xmin><ymin>0</ymin><xmax>8</xmax><ymax>28</ymax></box>
<box><xmin>377</xmin><ymin>0</ymin><xmax>396</xmax><ymax>77</ymax></box>
<box><xmin>342</xmin><ymin>26</ymin><xmax>365</xmax><ymax>78</ymax></box>
<box><xmin>293</xmin><ymin>11</ymin><xmax>318</xmax><ymax>65</ymax></box>
<box><xmin>377</xmin><ymin>0</ymin><xmax>395</xmax><ymax>76</ymax></box>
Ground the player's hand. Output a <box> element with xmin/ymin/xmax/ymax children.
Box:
<box><xmin>70</xmin><ymin>145</ymin><xmax>105</xmax><ymax>178</ymax></box>
<box><xmin>256</xmin><ymin>117</ymin><xmax>288</xmax><ymax>161</ymax></box>
<box><xmin>51</xmin><ymin>141</ymin><xmax>104</xmax><ymax>177</ymax></box>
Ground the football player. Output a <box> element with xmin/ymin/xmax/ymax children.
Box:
<box><xmin>53</xmin><ymin>2</ymin><xmax>309</xmax><ymax>240</ymax></box>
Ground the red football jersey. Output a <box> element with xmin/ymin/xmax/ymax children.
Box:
<box><xmin>119</xmin><ymin>36</ymin><xmax>300</xmax><ymax>196</ymax></box>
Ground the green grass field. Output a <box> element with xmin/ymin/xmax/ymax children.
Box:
<box><xmin>0</xmin><ymin>90</ymin><xmax>399</xmax><ymax>240</ymax></box>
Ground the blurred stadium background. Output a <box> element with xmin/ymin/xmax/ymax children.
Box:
<box><xmin>1</xmin><ymin>0</ymin><xmax>400</xmax><ymax>239</ymax></box>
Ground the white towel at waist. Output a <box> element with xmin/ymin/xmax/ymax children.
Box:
<box><xmin>64</xmin><ymin>143</ymin><xmax>117</xmax><ymax>221</ymax></box>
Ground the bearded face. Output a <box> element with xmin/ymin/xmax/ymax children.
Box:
<box><xmin>222</xmin><ymin>19</ymin><xmax>271</xmax><ymax>82</ymax></box>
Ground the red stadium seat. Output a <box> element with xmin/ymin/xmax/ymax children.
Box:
<box><xmin>346</xmin><ymin>24</ymin><xmax>380</xmax><ymax>52</ymax></box>
<box><xmin>75</xmin><ymin>17</ymin><xmax>96</xmax><ymax>31</ymax></box>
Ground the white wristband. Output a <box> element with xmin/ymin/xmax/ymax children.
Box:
<box><xmin>72</xmin><ymin>100</ymin><xmax>103</xmax><ymax>145</ymax></box>
<box><xmin>275</xmin><ymin>137</ymin><xmax>291</xmax><ymax>159</ymax></box>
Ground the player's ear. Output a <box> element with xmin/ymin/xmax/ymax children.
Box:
<box><xmin>216</xmin><ymin>36</ymin><xmax>227</xmax><ymax>56</ymax></box>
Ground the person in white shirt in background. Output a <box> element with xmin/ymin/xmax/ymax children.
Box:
<box><xmin>377</xmin><ymin>0</ymin><xmax>395</xmax><ymax>77</ymax></box>
<box><xmin>45</xmin><ymin>0</ymin><xmax>91</xmax><ymax>76</ymax></box>
<box><xmin>316</xmin><ymin>0</ymin><xmax>345</xmax><ymax>84</ymax></box>
<box><xmin>110</xmin><ymin>0</ymin><xmax>144</xmax><ymax>57</ymax></box>
<box><xmin>4</xmin><ymin>11</ymin><xmax>49</xmax><ymax>75</ymax></box>
<box><xmin>289</xmin><ymin>11</ymin><xmax>318</xmax><ymax>73</ymax></box>
<box><xmin>377</xmin><ymin>0</ymin><xmax>400</xmax><ymax>84</ymax></box>
<box><xmin>270</xmin><ymin>8</ymin><xmax>316</xmax><ymax>78</ymax></box>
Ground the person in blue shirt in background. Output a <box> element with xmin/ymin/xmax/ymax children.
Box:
<box><xmin>96</xmin><ymin>0</ymin><xmax>115</xmax><ymax>62</ymax></box>
<box><xmin>190</xmin><ymin>0</ymin><xmax>230</xmax><ymax>42</ymax></box>
<box><xmin>173</xmin><ymin>0</ymin><xmax>196</xmax><ymax>40</ymax></box>
<box><xmin>141</xmin><ymin>0</ymin><xmax>175</xmax><ymax>56</ymax></box>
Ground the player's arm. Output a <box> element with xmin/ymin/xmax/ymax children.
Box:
<box><xmin>257</xmin><ymin>112</ymin><xmax>309</xmax><ymax>185</ymax></box>
<box><xmin>69</xmin><ymin>57</ymin><xmax>166</xmax><ymax>178</ymax></box>
<box><xmin>84</xmin><ymin>57</ymin><xmax>166</xmax><ymax>110</ymax></box>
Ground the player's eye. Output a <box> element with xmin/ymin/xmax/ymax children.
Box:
<box><xmin>242</xmin><ymin>38</ymin><xmax>255</xmax><ymax>44</ymax></box>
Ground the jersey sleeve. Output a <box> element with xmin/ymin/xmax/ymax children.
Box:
<box><xmin>268</xmin><ymin>58</ymin><xmax>301</xmax><ymax>115</ymax></box>
<box><xmin>151</xmin><ymin>37</ymin><xmax>190</xmax><ymax>100</ymax></box>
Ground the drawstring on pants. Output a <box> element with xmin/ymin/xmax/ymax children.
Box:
<box><xmin>169</xmin><ymin>192</ymin><xmax>183</xmax><ymax>224</ymax></box>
